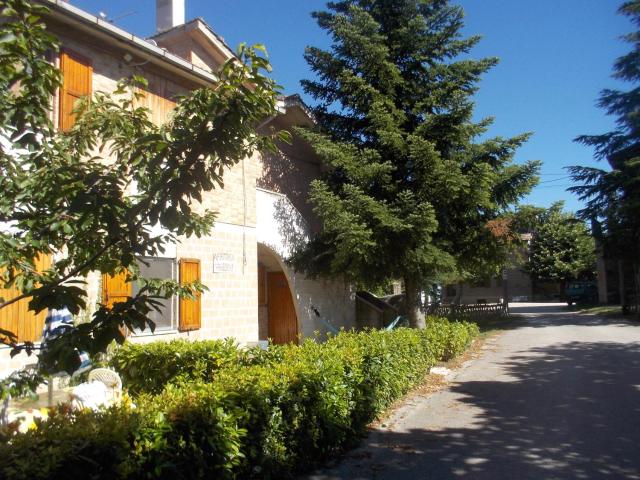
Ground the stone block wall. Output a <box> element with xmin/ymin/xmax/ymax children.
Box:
<box><xmin>0</xmin><ymin>26</ymin><xmax>264</xmax><ymax>377</ymax></box>
<box><xmin>1</xmin><ymin>17</ymin><xmax>358</xmax><ymax>378</ymax></box>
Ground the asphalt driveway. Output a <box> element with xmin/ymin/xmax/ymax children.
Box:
<box><xmin>306</xmin><ymin>303</ymin><xmax>640</xmax><ymax>480</ymax></box>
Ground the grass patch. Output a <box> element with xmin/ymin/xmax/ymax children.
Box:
<box><xmin>469</xmin><ymin>314</ymin><xmax>516</xmax><ymax>336</ymax></box>
<box><xmin>579</xmin><ymin>305</ymin><xmax>624</xmax><ymax>317</ymax></box>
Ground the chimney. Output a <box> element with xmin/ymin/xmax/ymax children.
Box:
<box><xmin>156</xmin><ymin>0</ymin><xmax>185</xmax><ymax>32</ymax></box>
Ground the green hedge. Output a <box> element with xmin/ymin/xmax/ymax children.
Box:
<box><xmin>0</xmin><ymin>318</ymin><xmax>478</xmax><ymax>479</ymax></box>
<box><xmin>110</xmin><ymin>338</ymin><xmax>249</xmax><ymax>395</ymax></box>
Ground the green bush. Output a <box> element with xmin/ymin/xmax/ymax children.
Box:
<box><xmin>133</xmin><ymin>384</ymin><xmax>245</xmax><ymax>479</ymax></box>
<box><xmin>1</xmin><ymin>318</ymin><xmax>478</xmax><ymax>479</ymax></box>
<box><xmin>0</xmin><ymin>405</ymin><xmax>139</xmax><ymax>480</ymax></box>
<box><xmin>110</xmin><ymin>338</ymin><xmax>249</xmax><ymax>395</ymax></box>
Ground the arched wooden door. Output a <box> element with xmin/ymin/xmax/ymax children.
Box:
<box><xmin>267</xmin><ymin>272</ymin><xmax>298</xmax><ymax>344</ymax></box>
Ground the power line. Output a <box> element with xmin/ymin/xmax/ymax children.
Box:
<box><xmin>538</xmin><ymin>176</ymin><xmax>572</xmax><ymax>184</ymax></box>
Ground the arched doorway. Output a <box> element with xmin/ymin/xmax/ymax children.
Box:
<box><xmin>257</xmin><ymin>244</ymin><xmax>299</xmax><ymax>344</ymax></box>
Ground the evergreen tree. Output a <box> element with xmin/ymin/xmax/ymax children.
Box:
<box><xmin>294</xmin><ymin>0</ymin><xmax>539</xmax><ymax>327</ymax></box>
<box><xmin>569</xmin><ymin>0</ymin><xmax>640</xmax><ymax>308</ymax></box>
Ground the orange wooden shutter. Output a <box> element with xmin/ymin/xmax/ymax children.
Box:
<box><xmin>59</xmin><ymin>50</ymin><xmax>92</xmax><ymax>131</ymax></box>
<box><xmin>102</xmin><ymin>271</ymin><xmax>132</xmax><ymax>309</ymax></box>
<box><xmin>0</xmin><ymin>254</ymin><xmax>52</xmax><ymax>343</ymax></box>
<box><xmin>134</xmin><ymin>88</ymin><xmax>177</xmax><ymax>126</ymax></box>
<box><xmin>179</xmin><ymin>259</ymin><xmax>201</xmax><ymax>331</ymax></box>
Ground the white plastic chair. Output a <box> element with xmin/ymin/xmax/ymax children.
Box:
<box><xmin>87</xmin><ymin>368</ymin><xmax>122</xmax><ymax>403</ymax></box>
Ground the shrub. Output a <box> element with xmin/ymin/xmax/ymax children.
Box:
<box><xmin>0</xmin><ymin>404</ymin><xmax>139</xmax><ymax>480</ymax></box>
<box><xmin>110</xmin><ymin>338</ymin><xmax>248</xmax><ymax>395</ymax></box>
<box><xmin>1</xmin><ymin>318</ymin><xmax>478</xmax><ymax>479</ymax></box>
<box><xmin>133</xmin><ymin>384</ymin><xmax>245</xmax><ymax>479</ymax></box>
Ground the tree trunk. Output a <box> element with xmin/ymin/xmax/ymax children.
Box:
<box><xmin>634</xmin><ymin>262</ymin><xmax>640</xmax><ymax>320</ymax></box>
<box><xmin>404</xmin><ymin>276</ymin><xmax>425</xmax><ymax>329</ymax></box>
<box><xmin>619</xmin><ymin>260</ymin><xmax>627</xmax><ymax>314</ymax></box>
<box><xmin>455</xmin><ymin>282</ymin><xmax>464</xmax><ymax>305</ymax></box>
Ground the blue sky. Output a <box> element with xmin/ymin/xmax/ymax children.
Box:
<box><xmin>69</xmin><ymin>0</ymin><xmax>631</xmax><ymax>213</ymax></box>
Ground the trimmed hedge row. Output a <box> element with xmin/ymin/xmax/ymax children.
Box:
<box><xmin>0</xmin><ymin>318</ymin><xmax>478</xmax><ymax>479</ymax></box>
<box><xmin>111</xmin><ymin>338</ymin><xmax>248</xmax><ymax>395</ymax></box>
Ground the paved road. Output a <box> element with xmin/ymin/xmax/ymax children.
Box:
<box><xmin>306</xmin><ymin>303</ymin><xmax>640</xmax><ymax>480</ymax></box>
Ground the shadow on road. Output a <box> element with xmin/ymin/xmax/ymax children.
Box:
<box><xmin>504</xmin><ymin>304</ymin><xmax>637</xmax><ymax>330</ymax></box>
<box><xmin>313</xmin><ymin>340</ymin><xmax>640</xmax><ymax>479</ymax></box>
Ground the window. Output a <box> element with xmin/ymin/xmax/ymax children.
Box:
<box><xmin>132</xmin><ymin>257</ymin><xmax>177</xmax><ymax>332</ymax></box>
<box><xmin>59</xmin><ymin>50</ymin><xmax>92</xmax><ymax>131</ymax></box>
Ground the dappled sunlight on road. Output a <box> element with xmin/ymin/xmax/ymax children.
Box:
<box><xmin>307</xmin><ymin>308</ymin><xmax>640</xmax><ymax>480</ymax></box>
<box><xmin>508</xmin><ymin>302</ymin><xmax>569</xmax><ymax>315</ymax></box>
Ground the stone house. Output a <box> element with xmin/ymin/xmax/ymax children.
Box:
<box><xmin>0</xmin><ymin>0</ymin><xmax>355</xmax><ymax>377</ymax></box>
<box><xmin>442</xmin><ymin>234</ymin><xmax>562</xmax><ymax>304</ymax></box>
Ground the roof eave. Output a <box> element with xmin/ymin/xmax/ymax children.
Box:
<box><xmin>38</xmin><ymin>0</ymin><xmax>218</xmax><ymax>87</ymax></box>
<box><xmin>151</xmin><ymin>17</ymin><xmax>236</xmax><ymax>63</ymax></box>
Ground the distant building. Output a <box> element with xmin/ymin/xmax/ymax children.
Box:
<box><xmin>442</xmin><ymin>233</ymin><xmax>562</xmax><ymax>304</ymax></box>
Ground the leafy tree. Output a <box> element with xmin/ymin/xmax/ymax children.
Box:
<box><xmin>509</xmin><ymin>204</ymin><xmax>548</xmax><ymax>234</ymax></box>
<box><xmin>293</xmin><ymin>0</ymin><xmax>539</xmax><ymax>326</ymax></box>
<box><xmin>569</xmin><ymin>0</ymin><xmax>640</xmax><ymax>306</ymax></box>
<box><xmin>524</xmin><ymin>203</ymin><xmax>596</xmax><ymax>288</ymax></box>
<box><xmin>0</xmin><ymin>0</ymin><xmax>282</xmax><ymax>380</ymax></box>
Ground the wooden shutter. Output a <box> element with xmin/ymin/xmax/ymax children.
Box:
<box><xmin>179</xmin><ymin>259</ymin><xmax>201</xmax><ymax>331</ymax></box>
<box><xmin>134</xmin><ymin>88</ymin><xmax>177</xmax><ymax>126</ymax></box>
<box><xmin>0</xmin><ymin>254</ymin><xmax>52</xmax><ymax>343</ymax></box>
<box><xmin>102</xmin><ymin>271</ymin><xmax>132</xmax><ymax>309</ymax></box>
<box><xmin>59</xmin><ymin>50</ymin><xmax>92</xmax><ymax>131</ymax></box>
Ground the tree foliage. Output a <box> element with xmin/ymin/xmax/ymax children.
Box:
<box><xmin>293</xmin><ymin>0</ymin><xmax>539</xmax><ymax>326</ymax></box>
<box><xmin>569</xmin><ymin>1</ymin><xmax>640</xmax><ymax>294</ymax></box>
<box><xmin>522</xmin><ymin>203</ymin><xmax>596</xmax><ymax>285</ymax></box>
<box><xmin>0</xmin><ymin>0</ymin><xmax>282</xmax><ymax>377</ymax></box>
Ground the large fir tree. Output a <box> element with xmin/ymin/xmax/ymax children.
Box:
<box><xmin>569</xmin><ymin>0</ymin><xmax>640</xmax><ymax>309</ymax></box>
<box><xmin>294</xmin><ymin>0</ymin><xmax>539</xmax><ymax>327</ymax></box>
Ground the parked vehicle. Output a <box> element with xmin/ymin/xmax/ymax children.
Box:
<box><xmin>565</xmin><ymin>281</ymin><xmax>598</xmax><ymax>306</ymax></box>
